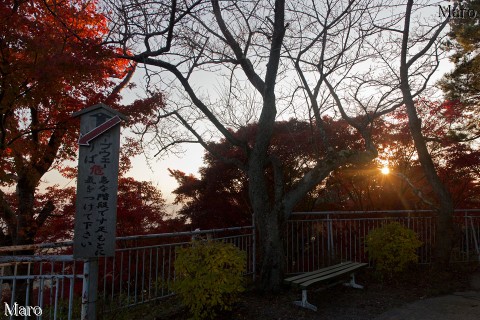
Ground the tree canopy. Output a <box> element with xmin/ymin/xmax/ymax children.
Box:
<box><xmin>439</xmin><ymin>0</ymin><xmax>480</xmax><ymax>106</ymax></box>
<box><xmin>0</xmin><ymin>0</ymin><xmax>163</xmax><ymax>247</ymax></box>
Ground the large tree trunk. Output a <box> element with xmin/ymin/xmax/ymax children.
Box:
<box><xmin>14</xmin><ymin>176</ymin><xmax>37</xmax><ymax>246</ymax></box>
<box><xmin>248</xmin><ymin>139</ymin><xmax>286</xmax><ymax>292</ymax></box>
<box><xmin>254</xmin><ymin>206</ymin><xmax>285</xmax><ymax>292</ymax></box>
<box><xmin>434</xmin><ymin>199</ymin><xmax>454</xmax><ymax>266</ymax></box>
<box><xmin>10</xmin><ymin>178</ymin><xmax>37</xmax><ymax>310</ymax></box>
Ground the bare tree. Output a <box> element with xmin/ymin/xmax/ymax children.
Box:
<box><xmin>352</xmin><ymin>0</ymin><xmax>456</xmax><ymax>267</ymax></box>
<box><xmin>397</xmin><ymin>0</ymin><xmax>455</xmax><ymax>267</ymax></box>
<box><xmin>105</xmin><ymin>0</ymin><xmax>449</xmax><ymax>290</ymax></box>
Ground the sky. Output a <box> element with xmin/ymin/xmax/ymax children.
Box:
<box><xmin>125</xmin><ymin>144</ymin><xmax>205</xmax><ymax>209</ymax></box>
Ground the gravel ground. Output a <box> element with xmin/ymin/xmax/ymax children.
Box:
<box><xmin>226</xmin><ymin>275</ymin><xmax>431</xmax><ymax>320</ymax></box>
<box><xmin>151</xmin><ymin>265</ymin><xmax>475</xmax><ymax>320</ymax></box>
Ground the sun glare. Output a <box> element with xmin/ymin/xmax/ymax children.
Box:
<box><xmin>380</xmin><ymin>167</ymin><xmax>390</xmax><ymax>175</ymax></box>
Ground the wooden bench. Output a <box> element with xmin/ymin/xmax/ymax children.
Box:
<box><xmin>284</xmin><ymin>261</ymin><xmax>368</xmax><ymax>311</ymax></box>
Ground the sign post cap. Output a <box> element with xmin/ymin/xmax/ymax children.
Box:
<box><xmin>72</xmin><ymin>103</ymin><xmax>128</xmax><ymax>121</ymax></box>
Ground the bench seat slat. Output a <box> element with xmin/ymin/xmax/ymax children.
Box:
<box><xmin>284</xmin><ymin>261</ymin><xmax>367</xmax><ymax>311</ymax></box>
<box><xmin>284</xmin><ymin>261</ymin><xmax>357</xmax><ymax>284</ymax></box>
<box><xmin>290</xmin><ymin>262</ymin><xmax>366</xmax><ymax>285</ymax></box>
<box><xmin>299</xmin><ymin>263</ymin><xmax>367</xmax><ymax>289</ymax></box>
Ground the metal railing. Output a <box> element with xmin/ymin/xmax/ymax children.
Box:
<box><xmin>0</xmin><ymin>255</ymin><xmax>82</xmax><ymax>319</ymax></box>
<box><xmin>0</xmin><ymin>226</ymin><xmax>255</xmax><ymax>319</ymax></box>
<box><xmin>98</xmin><ymin>226</ymin><xmax>255</xmax><ymax>310</ymax></box>
<box><xmin>286</xmin><ymin>209</ymin><xmax>480</xmax><ymax>273</ymax></box>
<box><xmin>2</xmin><ymin>210</ymin><xmax>480</xmax><ymax>318</ymax></box>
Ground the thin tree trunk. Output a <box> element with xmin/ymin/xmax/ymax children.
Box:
<box><xmin>401</xmin><ymin>84</ymin><xmax>454</xmax><ymax>267</ymax></box>
<box><xmin>399</xmin><ymin>0</ymin><xmax>455</xmax><ymax>269</ymax></box>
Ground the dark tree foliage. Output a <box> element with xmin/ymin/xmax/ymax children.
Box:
<box><xmin>32</xmin><ymin>177</ymin><xmax>169</xmax><ymax>243</ymax></box>
<box><xmin>170</xmin><ymin>117</ymin><xmax>363</xmax><ymax>228</ymax></box>
<box><xmin>439</xmin><ymin>0</ymin><xmax>480</xmax><ymax>107</ymax></box>
<box><xmin>172</xmin><ymin>105</ymin><xmax>480</xmax><ymax>227</ymax></box>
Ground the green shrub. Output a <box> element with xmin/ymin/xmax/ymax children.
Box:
<box><xmin>366</xmin><ymin>222</ymin><xmax>423</xmax><ymax>277</ymax></box>
<box><xmin>173</xmin><ymin>240</ymin><xmax>246</xmax><ymax>320</ymax></box>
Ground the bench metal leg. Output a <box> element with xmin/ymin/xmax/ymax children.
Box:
<box><xmin>293</xmin><ymin>289</ymin><xmax>318</xmax><ymax>311</ymax></box>
<box><xmin>343</xmin><ymin>273</ymin><xmax>364</xmax><ymax>289</ymax></box>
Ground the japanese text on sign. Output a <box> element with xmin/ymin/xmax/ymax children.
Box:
<box><xmin>73</xmin><ymin>105</ymin><xmax>123</xmax><ymax>259</ymax></box>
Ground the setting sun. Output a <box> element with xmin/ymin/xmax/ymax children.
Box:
<box><xmin>380</xmin><ymin>167</ymin><xmax>390</xmax><ymax>175</ymax></box>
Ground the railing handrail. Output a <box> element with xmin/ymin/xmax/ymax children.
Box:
<box><xmin>0</xmin><ymin>225</ymin><xmax>255</xmax><ymax>253</ymax></box>
<box><xmin>291</xmin><ymin>209</ymin><xmax>480</xmax><ymax>216</ymax></box>
<box><xmin>0</xmin><ymin>255</ymin><xmax>75</xmax><ymax>263</ymax></box>
<box><xmin>117</xmin><ymin>225</ymin><xmax>254</xmax><ymax>241</ymax></box>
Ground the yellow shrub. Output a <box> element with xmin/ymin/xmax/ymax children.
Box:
<box><xmin>366</xmin><ymin>222</ymin><xmax>422</xmax><ymax>277</ymax></box>
<box><xmin>173</xmin><ymin>240</ymin><xmax>246</xmax><ymax>319</ymax></box>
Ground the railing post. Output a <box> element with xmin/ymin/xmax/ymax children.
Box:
<box><xmin>81</xmin><ymin>258</ymin><xmax>98</xmax><ymax>320</ymax></box>
<box><xmin>327</xmin><ymin>214</ymin><xmax>334</xmax><ymax>263</ymax></box>
<box><xmin>252</xmin><ymin>212</ymin><xmax>256</xmax><ymax>281</ymax></box>
<box><xmin>470</xmin><ymin>218</ymin><xmax>480</xmax><ymax>262</ymax></box>
<box><xmin>464</xmin><ymin>211</ymin><xmax>470</xmax><ymax>262</ymax></box>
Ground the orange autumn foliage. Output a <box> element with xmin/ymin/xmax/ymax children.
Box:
<box><xmin>0</xmin><ymin>0</ymin><xmax>163</xmax><ymax>246</ymax></box>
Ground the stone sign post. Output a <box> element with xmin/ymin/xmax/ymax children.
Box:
<box><xmin>72</xmin><ymin>103</ymin><xmax>126</xmax><ymax>320</ymax></box>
